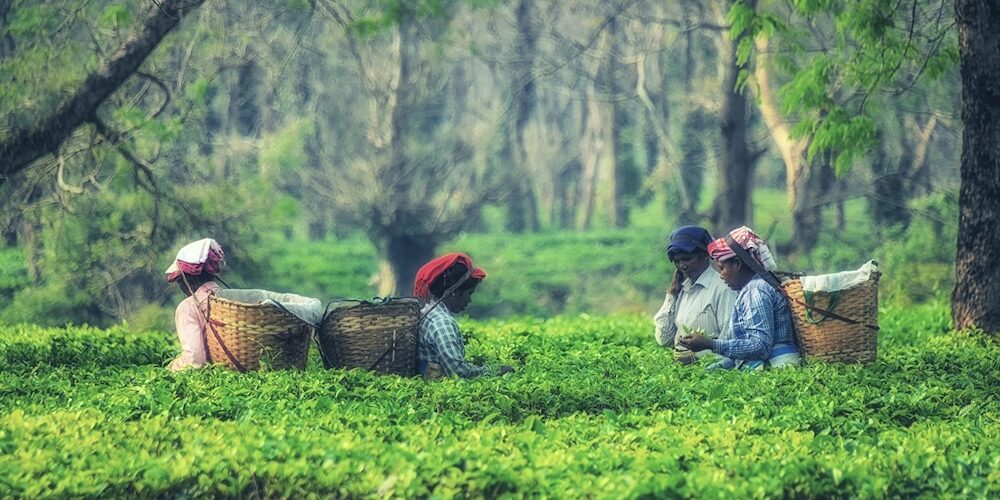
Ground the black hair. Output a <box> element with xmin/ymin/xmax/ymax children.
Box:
<box><xmin>428</xmin><ymin>262</ymin><xmax>480</xmax><ymax>299</ymax></box>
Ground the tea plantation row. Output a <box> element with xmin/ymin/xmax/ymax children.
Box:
<box><xmin>0</xmin><ymin>302</ymin><xmax>997</xmax><ymax>497</ymax></box>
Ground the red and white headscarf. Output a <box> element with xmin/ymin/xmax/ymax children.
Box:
<box><xmin>165</xmin><ymin>238</ymin><xmax>225</xmax><ymax>283</ymax></box>
<box><xmin>707</xmin><ymin>226</ymin><xmax>777</xmax><ymax>271</ymax></box>
<box><xmin>413</xmin><ymin>253</ymin><xmax>486</xmax><ymax>301</ymax></box>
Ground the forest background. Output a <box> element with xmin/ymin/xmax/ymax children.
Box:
<box><xmin>0</xmin><ymin>0</ymin><xmax>986</xmax><ymax>333</ymax></box>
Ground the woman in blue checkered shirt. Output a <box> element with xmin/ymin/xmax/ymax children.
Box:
<box><xmin>412</xmin><ymin>253</ymin><xmax>515</xmax><ymax>379</ymax></box>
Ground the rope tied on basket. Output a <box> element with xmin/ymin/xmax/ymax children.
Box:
<box><xmin>722</xmin><ymin>233</ymin><xmax>878</xmax><ymax>331</ymax></box>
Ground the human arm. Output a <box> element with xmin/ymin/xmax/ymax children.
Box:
<box><xmin>654</xmin><ymin>271</ymin><xmax>683</xmax><ymax>347</ymax></box>
<box><xmin>653</xmin><ymin>292</ymin><xmax>679</xmax><ymax>347</ymax></box>
<box><xmin>171</xmin><ymin>300</ymin><xmax>207</xmax><ymax>370</ymax></box>
<box><xmin>427</xmin><ymin>317</ymin><xmax>497</xmax><ymax>378</ymax></box>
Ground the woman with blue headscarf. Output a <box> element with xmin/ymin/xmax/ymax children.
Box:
<box><xmin>653</xmin><ymin>225</ymin><xmax>737</xmax><ymax>365</ymax></box>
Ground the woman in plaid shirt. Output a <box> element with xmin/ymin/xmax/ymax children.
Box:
<box><xmin>412</xmin><ymin>253</ymin><xmax>515</xmax><ymax>379</ymax></box>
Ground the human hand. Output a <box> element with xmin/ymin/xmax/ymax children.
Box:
<box><xmin>678</xmin><ymin>334</ymin><xmax>713</xmax><ymax>352</ymax></box>
<box><xmin>669</xmin><ymin>269</ymin><xmax>683</xmax><ymax>297</ymax></box>
<box><xmin>673</xmin><ymin>349</ymin><xmax>697</xmax><ymax>365</ymax></box>
<box><xmin>499</xmin><ymin>365</ymin><xmax>515</xmax><ymax>375</ymax></box>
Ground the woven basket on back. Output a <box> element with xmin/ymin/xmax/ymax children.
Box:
<box><xmin>782</xmin><ymin>272</ymin><xmax>880</xmax><ymax>364</ymax></box>
<box><xmin>316</xmin><ymin>298</ymin><xmax>420</xmax><ymax>376</ymax></box>
<box><xmin>206</xmin><ymin>295</ymin><xmax>312</xmax><ymax>371</ymax></box>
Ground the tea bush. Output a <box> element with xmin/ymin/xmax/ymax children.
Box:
<box><xmin>0</xmin><ymin>303</ymin><xmax>996</xmax><ymax>498</ymax></box>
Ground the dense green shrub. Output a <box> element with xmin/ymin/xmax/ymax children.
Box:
<box><xmin>0</xmin><ymin>304</ymin><xmax>997</xmax><ymax>497</ymax></box>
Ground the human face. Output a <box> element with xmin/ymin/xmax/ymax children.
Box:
<box><xmin>445</xmin><ymin>286</ymin><xmax>476</xmax><ymax>313</ymax></box>
<box><xmin>671</xmin><ymin>253</ymin><xmax>710</xmax><ymax>282</ymax></box>
<box><xmin>715</xmin><ymin>258</ymin><xmax>744</xmax><ymax>290</ymax></box>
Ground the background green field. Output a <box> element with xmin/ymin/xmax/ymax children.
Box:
<box><xmin>2</xmin><ymin>188</ymin><xmax>955</xmax><ymax>331</ymax></box>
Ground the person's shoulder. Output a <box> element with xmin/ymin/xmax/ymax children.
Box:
<box><xmin>175</xmin><ymin>295</ymin><xmax>198</xmax><ymax>316</ymax></box>
<box><xmin>744</xmin><ymin>277</ymin><xmax>782</xmax><ymax>300</ymax></box>
<box><xmin>423</xmin><ymin>303</ymin><xmax>456</xmax><ymax>325</ymax></box>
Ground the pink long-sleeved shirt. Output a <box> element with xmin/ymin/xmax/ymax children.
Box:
<box><xmin>168</xmin><ymin>281</ymin><xmax>219</xmax><ymax>371</ymax></box>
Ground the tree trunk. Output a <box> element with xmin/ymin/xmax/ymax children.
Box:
<box><xmin>789</xmin><ymin>156</ymin><xmax>835</xmax><ymax>253</ymax></box>
<box><xmin>680</xmin><ymin>109</ymin><xmax>707</xmax><ymax>219</ymax></box>
<box><xmin>505</xmin><ymin>0</ymin><xmax>541</xmax><ymax>233</ymax></box>
<box><xmin>952</xmin><ymin>0</ymin><xmax>1000</xmax><ymax>333</ymax></box>
<box><xmin>372</xmin><ymin>8</ymin><xmax>441</xmax><ymax>296</ymax></box>
<box><xmin>578</xmin><ymin>85</ymin><xmax>603</xmax><ymax>230</ymax></box>
<box><xmin>871</xmin><ymin>126</ymin><xmax>912</xmax><ymax>230</ymax></box>
<box><xmin>872</xmin><ymin>112</ymin><xmax>939</xmax><ymax>231</ymax></box>
<box><xmin>376</xmin><ymin>233</ymin><xmax>439</xmax><ymax>297</ymax></box>
<box><xmin>682</xmin><ymin>1</ymin><xmax>695</xmax><ymax>92</ymax></box>
<box><xmin>607</xmin><ymin>95</ymin><xmax>622</xmax><ymax>228</ymax></box>
<box><xmin>753</xmin><ymin>37</ymin><xmax>831</xmax><ymax>255</ymax></box>
<box><xmin>0</xmin><ymin>0</ymin><xmax>13</xmax><ymax>58</ymax></box>
<box><xmin>713</xmin><ymin>0</ymin><xmax>758</xmax><ymax>231</ymax></box>
<box><xmin>604</xmin><ymin>16</ymin><xmax>630</xmax><ymax>228</ymax></box>
<box><xmin>557</xmin><ymin>157</ymin><xmax>581</xmax><ymax>229</ymax></box>
<box><xmin>1</xmin><ymin>0</ymin><xmax>13</xmax><ymax>131</ymax></box>
<box><xmin>577</xmin><ymin>26</ymin><xmax>614</xmax><ymax>230</ymax></box>
<box><xmin>0</xmin><ymin>0</ymin><xmax>207</xmax><ymax>180</ymax></box>
<box><xmin>907</xmin><ymin>114</ymin><xmax>940</xmax><ymax>197</ymax></box>
<box><xmin>228</xmin><ymin>46</ymin><xmax>262</xmax><ymax>137</ymax></box>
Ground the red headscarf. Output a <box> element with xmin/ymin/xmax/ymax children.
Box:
<box><xmin>413</xmin><ymin>253</ymin><xmax>487</xmax><ymax>301</ymax></box>
<box><xmin>707</xmin><ymin>226</ymin><xmax>777</xmax><ymax>271</ymax></box>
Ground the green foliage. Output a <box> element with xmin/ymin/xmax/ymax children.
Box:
<box><xmin>249</xmin><ymin>233</ymin><xmax>377</xmax><ymax>303</ymax></box>
<box><xmin>185</xmin><ymin>77</ymin><xmax>213</xmax><ymax>105</ymax></box>
<box><xmin>732</xmin><ymin>0</ymin><xmax>958</xmax><ymax>174</ymax></box>
<box><xmin>0</xmin><ymin>1</ymin><xmax>124</xmax><ymax>141</ymax></box>
<box><xmin>284</xmin><ymin>0</ymin><xmax>314</xmax><ymax>12</ymax></box>
<box><xmin>877</xmin><ymin>194</ymin><xmax>958</xmax><ymax>305</ymax></box>
<box><xmin>0</xmin><ymin>247</ymin><xmax>28</xmax><ymax>304</ymax></box>
<box><xmin>0</xmin><ymin>305</ymin><xmax>997</xmax><ymax>497</ymax></box>
<box><xmin>259</xmin><ymin>118</ymin><xmax>315</xmax><ymax>180</ymax></box>
<box><xmin>98</xmin><ymin>4</ymin><xmax>134</xmax><ymax>30</ymax></box>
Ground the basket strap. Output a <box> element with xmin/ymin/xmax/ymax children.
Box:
<box><xmin>723</xmin><ymin>235</ymin><xmax>878</xmax><ymax>331</ymax></box>
<box><xmin>204</xmin><ymin>293</ymin><xmax>248</xmax><ymax>372</ymax></box>
<box><xmin>313</xmin><ymin>331</ymin><xmax>333</xmax><ymax>369</ymax></box>
<box><xmin>792</xmin><ymin>292</ymin><xmax>876</xmax><ymax>330</ymax></box>
<box><xmin>366</xmin><ymin>330</ymin><xmax>398</xmax><ymax>371</ymax></box>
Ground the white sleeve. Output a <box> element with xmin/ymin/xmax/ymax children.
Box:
<box><xmin>653</xmin><ymin>293</ymin><xmax>678</xmax><ymax>347</ymax></box>
<box><xmin>172</xmin><ymin>301</ymin><xmax>207</xmax><ymax>369</ymax></box>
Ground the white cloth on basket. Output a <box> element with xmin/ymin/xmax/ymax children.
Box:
<box><xmin>800</xmin><ymin>261</ymin><xmax>878</xmax><ymax>293</ymax></box>
<box><xmin>216</xmin><ymin>289</ymin><xmax>323</xmax><ymax>327</ymax></box>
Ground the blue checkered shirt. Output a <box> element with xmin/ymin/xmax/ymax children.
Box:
<box><xmin>417</xmin><ymin>303</ymin><xmax>498</xmax><ymax>378</ymax></box>
<box><xmin>713</xmin><ymin>276</ymin><xmax>795</xmax><ymax>363</ymax></box>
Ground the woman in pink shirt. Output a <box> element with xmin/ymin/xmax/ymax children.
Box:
<box><xmin>164</xmin><ymin>238</ymin><xmax>225</xmax><ymax>371</ymax></box>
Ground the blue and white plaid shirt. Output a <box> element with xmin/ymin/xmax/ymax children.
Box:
<box><xmin>417</xmin><ymin>302</ymin><xmax>498</xmax><ymax>378</ymax></box>
<box><xmin>713</xmin><ymin>276</ymin><xmax>796</xmax><ymax>364</ymax></box>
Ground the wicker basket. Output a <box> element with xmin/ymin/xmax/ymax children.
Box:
<box><xmin>782</xmin><ymin>272</ymin><xmax>880</xmax><ymax>364</ymax></box>
<box><xmin>316</xmin><ymin>298</ymin><xmax>420</xmax><ymax>376</ymax></box>
<box><xmin>206</xmin><ymin>295</ymin><xmax>312</xmax><ymax>371</ymax></box>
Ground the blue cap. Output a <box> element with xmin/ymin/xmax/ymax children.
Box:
<box><xmin>667</xmin><ymin>225</ymin><xmax>712</xmax><ymax>259</ymax></box>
